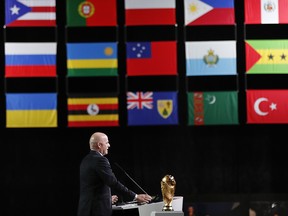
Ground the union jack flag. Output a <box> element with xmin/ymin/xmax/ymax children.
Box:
<box><xmin>127</xmin><ymin>92</ymin><xmax>153</xmax><ymax>109</ymax></box>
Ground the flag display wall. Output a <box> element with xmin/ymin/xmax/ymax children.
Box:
<box><xmin>1</xmin><ymin>0</ymin><xmax>288</xmax><ymax>127</ymax></box>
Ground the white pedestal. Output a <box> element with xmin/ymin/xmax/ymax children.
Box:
<box><xmin>151</xmin><ymin>211</ymin><xmax>184</xmax><ymax>216</ymax></box>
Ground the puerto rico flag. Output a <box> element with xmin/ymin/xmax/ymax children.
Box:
<box><xmin>5</xmin><ymin>0</ymin><xmax>56</xmax><ymax>27</ymax></box>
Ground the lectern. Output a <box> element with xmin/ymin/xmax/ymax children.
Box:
<box><xmin>112</xmin><ymin>196</ymin><xmax>183</xmax><ymax>216</ymax></box>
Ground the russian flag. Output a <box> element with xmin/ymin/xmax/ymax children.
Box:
<box><xmin>5</xmin><ymin>0</ymin><xmax>56</xmax><ymax>27</ymax></box>
<box><xmin>5</xmin><ymin>42</ymin><xmax>57</xmax><ymax>77</ymax></box>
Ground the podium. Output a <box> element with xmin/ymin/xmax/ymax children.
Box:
<box><xmin>112</xmin><ymin>196</ymin><xmax>183</xmax><ymax>216</ymax></box>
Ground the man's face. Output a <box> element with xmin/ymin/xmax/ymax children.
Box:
<box><xmin>98</xmin><ymin>135</ymin><xmax>110</xmax><ymax>155</ymax></box>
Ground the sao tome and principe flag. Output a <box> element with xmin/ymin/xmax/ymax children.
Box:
<box><xmin>5</xmin><ymin>0</ymin><xmax>56</xmax><ymax>27</ymax></box>
<box><xmin>124</xmin><ymin>0</ymin><xmax>176</xmax><ymax>26</ymax></box>
<box><xmin>6</xmin><ymin>93</ymin><xmax>57</xmax><ymax>128</ymax></box>
<box><xmin>68</xmin><ymin>94</ymin><xmax>119</xmax><ymax>127</ymax></box>
<box><xmin>245</xmin><ymin>0</ymin><xmax>288</xmax><ymax>24</ymax></box>
<box><xmin>66</xmin><ymin>0</ymin><xmax>117</xmax><ymax>27</ymax></box>
<box><xmin>247</xmin><ymin>89</ymin><xmax>288</xmax><ymax>124</ymax></box>
<box><xmin>246</xmin><ymin>39</ymin><xmax>288</xmax><ymax>74</ymax></box>
<box><xmin>127</xmin><ymin>91</ymin><xmax>178</xmax><ymax>126</ymax></box>
<box><xmin>184</xmin><ymin>0</ymin><xmax>235</xmax><ymax>26</ymax></box>
<box><xmin>185</xmin><ymin>40</ymin><xmax>237</xmax><ymax>76</ymax></box>
<box><xmin>5</xmin><ymin>42</ymin><xmax>57</xmax><ymax>77</ymax></box>
<box><xmin>126</xmin><ymin>41</ymin><xmax>177</xmax><ymax>76</ymax></box>
<box><xmin>67</xmin><ymin>42</ymin><xmax>118</xmax><ymax>77</ymax></box>
<box><xmin>187</xmin><ymin>91</ymin><xmax>238</xmax><ymax>125</ymax></box>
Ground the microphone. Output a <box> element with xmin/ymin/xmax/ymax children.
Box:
<box><xmin>114</xmin><ymin>162</ymin><xmax>148</xmax><ymax>194</ymax></box>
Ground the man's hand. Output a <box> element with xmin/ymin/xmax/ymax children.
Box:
<box><xmin>136</xmin><ymin>194</ymin><xmax>152</xmax><ymax>203</ymax></box>
<box><xmin>112</xmin><ymin>195</ymin><xmax>118</xmax><ymax>204</ymax></box>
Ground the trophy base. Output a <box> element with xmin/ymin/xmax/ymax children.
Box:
<box><xmin>162</xmin><ymin>206</ymin><xmax>174</xmax><ymax>211</ymax></box>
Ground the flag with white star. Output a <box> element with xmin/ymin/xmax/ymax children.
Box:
<box><xmin>5</xmin><ymin>0</ymin><xmax>56</xmax><ymax>27</ymax></box>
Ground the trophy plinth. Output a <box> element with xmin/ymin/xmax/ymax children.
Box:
<box><xmin>161</xmin><ymin>175</ymin><xmax>176</xmax><ymax>211</ymax></box>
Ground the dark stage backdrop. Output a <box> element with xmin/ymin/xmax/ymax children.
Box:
<box><xmin>1</xmin><ymin>1</ymin><xmax>288</xmax><ymax>216</ymax></box>
<box><xmin>1</xmin><ymin>126</ymin><xmax>288</xmax><ymax>216</ymax></box>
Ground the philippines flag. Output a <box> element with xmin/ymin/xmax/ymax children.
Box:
<box><xmin>184</xmin><ymin>0</ymin><xmax>235</xmax><ymax>25</ymax></box>
<box><xmin>5</xmin><ymin>0</ymin><xmax>56</xmax><ymax>27</ymax></box>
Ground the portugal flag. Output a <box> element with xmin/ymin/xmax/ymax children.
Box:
<box><xmin>246</xmin><ymin>40</ymin><xmax>288</xmax><ymax>74</ymax></box>
<box><xmin>247</xmin><ymin>90</ymin><xmax>288</xmax><ymax>124</ymax></box>
<box><xmin>66</xmin><ymin>0</ymin><xmax>117</xmax><ymax>26</ymax></box>
<box><xmin>245</xmin><ymin>0</ymin><xmax>288</xmax><ymax>24</ymax></box>
<box><xmin>67</xmin><ymin>94</ymin><xmax>119</xmax><ymax>127</ymax></box>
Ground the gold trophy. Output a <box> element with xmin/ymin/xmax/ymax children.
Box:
<box><xmin>161</xmin><ymin>175</ymin><xmax>176</xmax><ymax>211</ymax></box>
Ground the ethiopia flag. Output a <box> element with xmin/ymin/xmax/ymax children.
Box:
<box><xmin>188</xmin><ymin>91</ymin><xmax>238</xmax><ymax>125</ymax></box>
<box><xmin>245</xmin><ymin>0</ymin><xmax>288</xmax><ymax>24</ymax></box>
<box><xmin>66</xmin><ymin>0</ymin><xmax>117</xmax><ymax>27</ymax></box>
<box><xmin>246</xmin><ymin>39</ymin><xmax>288</xmax><ymax>74</ymax></box>
<box><xmin>67</xmin><ymin>42</ymin><xmax>118</xmax><ymax>77</ymax></box>
<box><xmin>6</xmin><ymin>93</ymin><xmax>57</xmax><ymax>128</ymax></box>
<box><xmin>68</xmin><ymin>94</ymin><xmax>119</xmax><ymax>127</ymax></box>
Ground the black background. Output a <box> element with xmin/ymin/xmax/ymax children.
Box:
<box><xmin>1</xmin><ymin>1</ymin><xmax>288</xmax><ymax>216</ymax></box>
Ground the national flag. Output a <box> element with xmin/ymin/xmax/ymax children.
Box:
<box><xmin>5</xmin><ymin>0</ymin><xmax>56</xmax><ymax>27</ymax></box>
<box><xmin>188</xmin><ymin>91</ymin><xmax>238</xmax><ymax>125</ymax></box>
<box><xmin>127</xmin><ymin>91</ymin><xmax>178</xmax><ymax>126</ymax></box>
<box><xmin>125</xmin><ymin>0</ymin><xmax>176</xmax><ymax>26</ymax></box>
<box><xmin>184</xmin><ymin>0</ymin><xmax>235</xmax><ymax>26</ymax></box>
<box><xmin>186</xmin><ymin>41</ymin><xmax>237</xmax><ymax>76</ymax></box>
<box><xmin>66</xmin><ymin>0</ymin><xmax>117</xmax><ymax>27</ymax></box>
<box><xmin>67</xmin><ymin>42</ymin><xmax>118</xmax><ymax>77</ymax></box>
<box><xmin>68</xmin><ymin>94</ymin><xmax>119</xmax><ymax>127</ymax></box>
<box><xmin>6</xmin><ymin>93</ymin><xmax>57</xmax><ymax>128</ymax></box>
<box><xmin>126</xmin><ymin>41</ymin><xmax>177</xmax><ymax>76</ymax></box>
<box><xmin>247</xmin><ymin>89</ymin><xmax>288</xmax><ymax>124</ymax></box>
<box><xmin>5</xmin><ymin>42</ymin><xmax>57</xmax><ymax>77</ymax></box>
<box><xmin>245</xmin><ymin>0</ymin><xmax>288</xmax><ymax>24</ymax></box>
<box><xmin>246</xmin><ymin>40</ymin><xmax>288</xmax><ymax>74</ymax></box>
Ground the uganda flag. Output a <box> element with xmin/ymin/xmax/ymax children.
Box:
<box><xmin>68</xmin><ymin>94</ymin><xmax>119</xmax><ymax>127</ymax></box>
<box><xmin>66</xmin><ymin>0</ymin><xmax>117</xmax><ymax>27</ymax></box>
<box><xmin>246</xmin><ymin>39</ymin><xmax>288</xmax><ymax>74</ymax></box>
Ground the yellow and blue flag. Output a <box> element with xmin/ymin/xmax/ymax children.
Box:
<box><xmin>6</xmin><ymin>93</ymin><xmax>57</xmax><ymax>128</ymax></box>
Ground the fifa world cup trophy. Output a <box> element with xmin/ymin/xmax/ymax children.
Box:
<box><xmin>161</xmin><ymin>175</ymin><xmax>176</xmax><ymax>211</ymax></box>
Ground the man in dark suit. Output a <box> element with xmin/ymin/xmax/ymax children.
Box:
<box><xmin>77</xmin><ymin>132</ymin><xmax>152</xmax><ymax>216</ymax></box>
